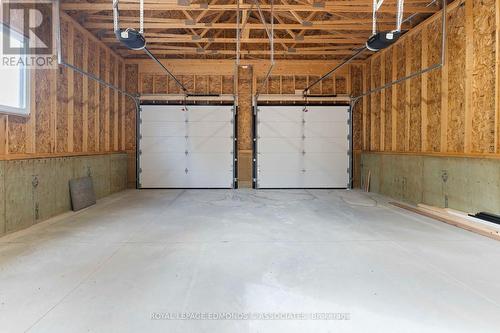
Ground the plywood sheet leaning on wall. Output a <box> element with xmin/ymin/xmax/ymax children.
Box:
<box><xmin>447</xmin><ymin>5</ymin><xmax>466</xmax><ymax>153</ymax></box>
<box><xmin>426</xmin><ymin>19</ymin><xmax>443</xmax><ymax>152</ymax></box>
<box><xmin>471</xmin><ymin>0</ymin><xmax>496</xmax><ymax>153</ymax></box>
<box><xmin>409</xmin><ymin>32</ymin><xmax>422</xmax><ymax>152</ymax></box>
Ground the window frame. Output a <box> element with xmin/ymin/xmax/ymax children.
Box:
<box><xmin>0</xmin><ymin>23</ymin><xmax>31</xmax><ymax>117</ymax></box>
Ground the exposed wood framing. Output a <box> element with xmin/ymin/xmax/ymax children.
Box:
<box><xmin>61</xmin><ymin>0</ymin><xmax>439</xmax><ymax>60</ymax></box>
<box><xmin>82</xmin><ymin>36</ymin><xmax>89</xmax><ymax>152</ymax></box>
<box><xmin>464</xmin><ymin>0</ymin><xmax>473</xmax><ymax>153</ymax></box>
<box><xmin>67</xmin><ymin>24</ymin><xmax>74</xmax><ymax>153</ymax></box>
<box><xmin>391</xmin><ymin>46</ymin><xmax>397</xmax><ymax>151</ymax></box>
<box><xmin>497</xmin><ymin>0</ymin><xmax>500</xmax><ymax>153</ymax></box>
<box><xmin>421</xmin><ymin>26</ymin><xmax>428</xmax><ymax>152</ymax></box>
<box><xmin>357</xmin><ymin>0</ymin><xmax>500</xmax><ymax>158</ymax></box>
<box><xmin>0</xmin><ymin>10</ymin><xmax>127</xmax><ymax>160</ymax></box>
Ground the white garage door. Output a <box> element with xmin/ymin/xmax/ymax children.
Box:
<box><xmin>139</xmin><ymin>105</ymin><xmax>234</xmax><ymax>188</ymax></box>
<box><xmin>256</xmin><ymin>105</ymin><xmax>350</xmax><ymax>188</ymax></box>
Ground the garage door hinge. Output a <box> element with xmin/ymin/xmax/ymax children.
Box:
<box><xmin>347</xmin><ymin>134</ymin><xmax>351</xmax><ymax>140</ymax></box>
<box><xmin>138</xmin><ymin>149</ymin><xmax>142</xmax><ymax>155</ymax></box>
<box><xmin>138</xmin><ymin>168</ymin><xmax>142</xmax><ymax>173</ymax></box>
<box><xmin>139</xmin><ymin>118</ymin><xmax>142</xmax><ymax>124</ymax></box>
<box><xmin>347</xmin><ymin>168</ymin><xmax>350</xmax><ymax>174</ymax></box>
<box><xmin>138</xmin><ymin>134</ymin><xmax>142</xmax><ymax>139</ymax></box>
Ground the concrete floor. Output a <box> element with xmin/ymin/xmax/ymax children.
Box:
<box><xmin>1</xmin><ymin>189</ymin><xmax>500</xmax><ymax>333</ymax></box>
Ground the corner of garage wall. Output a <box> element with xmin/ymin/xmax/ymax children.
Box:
<box><xmin>0</xmin><ymin>153</ymin><xmax>128</xmax><ymax>237</ymax></box>
<box><xmin>352</xmin><ymin>0</ymin><xmax>500</xmax><ymax>215</ymax></box>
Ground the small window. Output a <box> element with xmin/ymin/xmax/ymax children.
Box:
<box><xmin>0</xmin><ymin>24</ymin><xmax>30</xmax><ymax>116</ymax></box>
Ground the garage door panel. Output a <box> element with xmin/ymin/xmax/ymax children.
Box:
<box><xmin>187</xmin><ymin>122</ymin><xmax>232</xmax><ymax>137</ymax></box>
<box><xmin>141</xmin><ymin>106</ymin><xmax>186</xmax><ymax>122</ymax></box>
<box><xmin>186</xmin><ymin>153</ymin><xmax>233</xmax><ymax>171</ymax></box>
<box><xmin>257</xmin><ymin>171</ymin><xmax>306</xmax><ymax>188</ymax></box>
<box><xmin>257</xmin><ymin>106</ymin><xmax>302</xmax><ymax>122</ymax></box>
<box><xmin>257</xmin><ymin>137</ymin><xmax>347</xmax><ymax>153</ymax></box>
<box><xmin>257</xmin><ymin>105</ymin><xmax>349</xmax><ymax>188</ymax></box>
<box><xmin>141</xmin><ymin>137</ymin><xmax>187</xmax><ymax>153</ymax></box>
<box><xmin>140</xmin><ymin>171</ymin><xmax>187</xmax><ymax>188</ymax></box>
<box><xmin>258</xmin><ymin>153</ymin><xmax>304</xmax><ymax>171</ymax></box>
<box><xmin>304</xmin><ymin>122</ymin><xmax>346</xmax><ymax>138</ymax></box>
<box><xmin>303</xmin><ymin>171</ymin><xmax>348</xmax><ymax>188</ymax></box>
<box><xmin>140</xmin><ymin>153</ymin><xmax>186</xmax><ymax>171</ymax></box>
<box><xmin>257</xmin><ymin>138</ymin><xmax>303</xmax><ymax>153</ymax></box>
<box><xmin>141</xmin><ymin>122</ymin><xmax>186</xmax><ymax>137</ymax></box>
<box><xmin>188</xmin><ymin>137</ymin><xmax>233</xmax><ymax>153</ymax></box>
<box><xmin>303</xmin><ymin>153</ymin><xmax>348</xmax><ymax>172</ymax></box>
<box><xmin>258</xmin><ymin>122</ymin><xmax>304</xmax><ymax>138</ymax></box>
<box><xmin>304</xmin><ymin>137</ymin><xmax>348</xmax><ymax>153</ymax></box>
<box><xmin>187</xmin><ymin>107</ymin><xmax>233</xmax><ymax>122</ymax></box>
<box><xmin>139</xmin><ymin>105</ymin><xmax>234</xmax><ymax>188</ymax></box>
<box><xmin>304</xmin><ymin>106</ymin><xmax>349</xmax><ymax>122</ymax></box>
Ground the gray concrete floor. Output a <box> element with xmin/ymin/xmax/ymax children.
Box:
<box><xmin>1</xmin><ymin>189</ymin><xmax>500</xmax><ymax>333</ymax></box>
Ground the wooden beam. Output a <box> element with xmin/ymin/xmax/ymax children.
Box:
<box><xmin>496</xmin><ymin>0</ymin><xmax>500</xmax><ymax>153</ymax></box>
<box><xmin>62</xmin><ymin>3</ymin><xmax>438</xmax><ymax>13</ymax></box>
<box><xmin>405</xmin><ymin>38</ymin><xmax>411</xmax><ymax>152</ymax></box>
<box><xmin>391</xmin><ymin>46</ymin><xmax>397</xmax><ymax>152</ymax></box>
<box><xmin>27</xmin><ymin>63</ymin><xmax>36</xmax><ymax>153</ymax></box>
<box><xmin>123</xmin><ymin>48</ymin><xmax>360</xmax><ymax>56</ymax></box>
<box><xmin>82</xmin><ymin>36</ymin><xmax>89</xmax><ymax>152</ymax></box>
<box><xmin>67</xmin><ymin>24</ymin><xmax>74</xmax><ymax>153</ymax></box>
<box><xmin>60</xmin><ymin>11</ymin><xmax>123</xmax><ymax>61</ymax></box>
<box><xmin>421</xmin><ymin>26</ymin><xmax>428</xmax><ymax>152</ymax></box>
<box><xmin>380</xmin><ymin>53</ymin><xmax>386</xmax><ymax>151</ymax></box>
<box><xmin>105</xmin><ymin>50</ymin><xmax>110</xmax><ymax>151</ymax></box>
<box><xmin>0</xmin><ymin>116</ymin><xmax>7</xmax><ymax>155</ymax></box>
<box><xmin>114</xmin><ymin>57</ymin><xmax>119</xmax><ymax>151</ymax></box>
<box><xmin>464</xmin><ymin>0</ymin><xmax>473</xmax><ymax>153</ymax></box>
<box><xmin>440</xmin><ymin>23</ymin><xmax>449</xmax><ymax>153</ymax></box>
<box><xmin>391</xmin><ymin>202</ymin><xmax>500</xmax><ymax>242</ymax></box>
<box><xmin>84</xmin><ymin>21</ymin><xmax>401</xmax><ymax>31</ymax></box>
<box><xmin>95</xmin><ymin>51</ymin><xmax>101</xmax><ymax>151</ymax></box>
<box><xmin>122</xmin><ymin>62</ymin><xmax>126</xmax><ymax>150</ymax></box>
<box><xmin>362</xmin><ymin>63</ymin><xmax>367</xmax><ymax>150</ymax></box>
<box><xmin>102</xmin><ymin>37</ymin><xmax>367</xmax><ymax>44</ymax></box>
<box><xmin>370</xmin><ymin>57</ymin><xmax>375</xmax><ymax>150</ymax></box>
